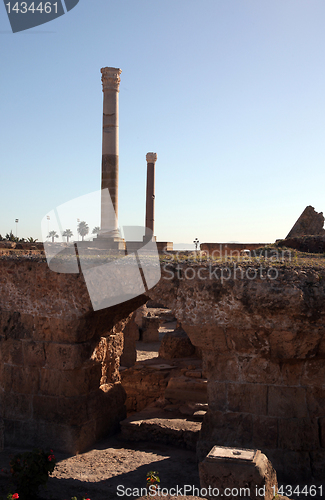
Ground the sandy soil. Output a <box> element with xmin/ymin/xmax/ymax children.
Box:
<box><xmin>0</xmin><ymin>435</ymin><xmax>206</xmax><ymax>500</ymax></box>
<box><xmin>0</xmin><ymin>340</ymin><xmax>206</xmax><ymax>500</ymax></box>
<box><xmin>135</xmin><ymin>320</ymin><xmax>176</xmax><ymax>362</ymax></box>
<box><xmin>0</xmin><ymin>321</ymin><xmax>321</xmax><ymax>499</ymax></box>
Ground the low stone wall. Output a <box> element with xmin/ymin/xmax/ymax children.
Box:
<box><xmin>149</xmin><ymin>262</ymin><xmax>325</xmax><ymax>481</ymax></box>
<box><xmin>121</xmin><ymin>364</ymin><xmax>170</xmax><ymax>413</ymax></box>
<box><xmin>200</xmin><ymin>243</ymin><xmax>268</xmax><ymax>257</ymax></box>
<box><xmin>0</xmin><ymin>255</ymin><xmax>146</xmax><ymax>453</ymax></box>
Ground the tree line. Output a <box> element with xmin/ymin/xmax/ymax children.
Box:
<box><xmin>47</xmin><ymin>222</ymin><xmax>100</xmax><ymax>242</ymax></box>
<box><xmin>0</xmin><ymin>222</ymin><xmax>101</xmax><ymax>243</ymax></box>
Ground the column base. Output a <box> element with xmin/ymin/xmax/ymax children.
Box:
<box><xmin>93</xmin><ymin>234</ymin><xmax>126</xmax><ymax>251</ymax></box>
<box><xmin>156</xmin><ymin>242</ymin><xmax>173</xmax><ymax>252</ymax></box>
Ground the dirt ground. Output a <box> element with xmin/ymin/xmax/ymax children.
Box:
<box><xmin>0</xmin><ymin>342</ymin><xmax>206</xmax><ymax>500</ymax></box>
<box><xmin>0</xmin><ymin>435</ymin><xmax>206</xmax><ymax>500</ymax></box>
<box><xmin>0</xmin><ymin>325</ymin><xmax>322</xmax><ymax>499</ymax></box>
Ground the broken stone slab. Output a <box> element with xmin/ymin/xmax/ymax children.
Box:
<box><xmin>199</xmin><ymin>445</ymin><xmax>278</xmax><ymax>500</ymax></box>
<box><xmin>142</xmin><ymin>316</ymin><xmax>160</xmax><ymax>342</ymax></box>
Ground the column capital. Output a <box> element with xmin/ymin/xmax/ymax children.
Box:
<box><xmin>101</xmin><ymin>67</ymin><xmax>122</xmax><ymax>92</ymax></box>
<box><xmin>146</xmin><ymin>152</ymin><xmax>158</xmax><ymax>164</ymax></box>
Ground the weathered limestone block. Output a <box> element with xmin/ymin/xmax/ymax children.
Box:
<box><xmin>142</xmin><ymin>316</ymin><xmax>160</xmax><ymax>342</ymax></box>
<box><xmin>91</xmin><ymin>332</ymin><xmax>124</xmax><ymax>384</ymax></box>
<box><xmin>268</xmin><ymin>386</ymin><xmax>308</xmax><ymax>418</ymax></box>
<box><xmin>159</xmin><ymin>329</ymin><xmax>195</xmax><ymax>359</ymax></box>
<box><xmin>134</xmin><ymin>304</ymin><xmax>148</xmax><ymax>330</ymax></box>
<box><xmin>39</xmin><ymin>364</ymin><xmax>101</xmax><ymax>397</ymax></box>
<box><xmin>306</xmin><ymin>387</ymin><xmax>325</xmax><ymax>416</ymax></box>
<box><xmin>120</xmin><ymin>312</ymin><xmax>138</xmax><ymax>368</ymax></box>
<box><xmin>165</xmin><ymin>376</ymin><xmax>207</xmax><ymax>404</ymax></box>
<box><xmin>44</xmin><ymin>342</ymin><xmax>94</xmax><ymax>370</ymax></box>
<box><xmin>263</xmin><ymin>449</ymin><xmax>311</xmax><ymax>482</ymax></box>
<box><xmin>227</xmin><ymin>383</ymin><xmax>267</xmax><ymax>415</ymax></box>
<box><xmin>120</xmin><ymin>364</ymin><xmax>170</xmax><ymax>413</ymax></box>
<box><xmin>199</xmin><ymin>446</ymin><xmax>278</xmax><ymax>500</ymax></box>
<box><xmin>278</xmin><ymin>417</ymin><xmax>319</xmax><ymax>451</ymax></box>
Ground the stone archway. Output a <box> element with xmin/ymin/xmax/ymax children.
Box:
<box><xmin>149</xmin><ymin>261</ymin><xmax>325</xmax><ymax>481</ymax></box>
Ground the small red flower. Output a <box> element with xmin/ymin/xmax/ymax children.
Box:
<box><xmin>12</xmin><ymin>494</ymin><xmax>19</xmax><ymax>499</ymax></box>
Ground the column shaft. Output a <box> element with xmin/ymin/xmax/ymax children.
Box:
<box><xmin>100</xmin><ymin>67</ymin><xmax>121</xmax><ymax>235</ymax></box>
<box><xmin>145</xmin><ymin>153</ymin><xmax>157</xmax><ymax>238</ymax></box>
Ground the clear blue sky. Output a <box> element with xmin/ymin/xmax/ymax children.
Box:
<box><xmin>1</xmin><ymin>0</ymin><xmax>325</xmax><ymax>244</ymax></box>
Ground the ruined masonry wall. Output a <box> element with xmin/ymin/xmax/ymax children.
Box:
<box><xmin>2</xmin><ymin>254</ymin><xmax>325</xmax><ymax>480</ymax></box>
<box><xmin>149</xmin><ymin>263</ymin><xmax>325</xmax><ymax>481</ymax></box>
<box><xmin>0</xmin><ymin>257</ymin><xmax>146</xmax><ymax>453</ymax></box>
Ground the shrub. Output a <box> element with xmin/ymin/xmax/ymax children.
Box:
<box><xmin>10</xmin><ymin>448</ymin><xmax>56</xmax><ymax>499</ymax></box>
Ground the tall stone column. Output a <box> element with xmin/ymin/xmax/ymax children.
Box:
<box><xmin>100</xmin><ymin>67</ymin><xmax>122</xmax><ymax>236</ymax></box>
<box><xmin>145</xmin><ymin>152</ymin><xmax>157</xmax><ymax>238</ymax></box>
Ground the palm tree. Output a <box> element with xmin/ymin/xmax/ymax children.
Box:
<box><xmin>77</xmin><ymin>221</ymin><xmax>89</xmax><ymax>241</ymax></box>
<box><xmin>47</xmin><ymin>230</ymin><xmax>59</xmax><ymax>243</ymax></box>
<box><xmin>6</xmin><ymin>230</ymin><xmax>19</xmax><ymax>242</ymax></box>
<box><xmin>62</xmin><ymin>229</ymin><xmax>73</xmax><ymax>243</ymax></box>
<box><xmin>92</xmin><ymin>226</ymin><xmax>101</xmax><ymax>235</ymax></box>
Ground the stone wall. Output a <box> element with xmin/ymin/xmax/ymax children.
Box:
<box><xmin>121</xmin><ymin>364</ymin><xmax>170</xmax><ymax>413</ymax></box>
<box><xmin>0</xmin><ymin>255</ymin><xmax>146</xmax><ymax>453</ymax></box>
<box><xmin>149</xmin><ymin>262</ymin><xmax>325</xmax><ymax>481</ymax></box>
<box><xmin>278</xmin><ymin>235</ymin><xmax>325</xmax><ymax>254</ymax></box>
<box><xmin>200</xmin><ymin>243</ymin><xmax>268</xmax><ymax>257</ymax></box>
<box><xmin>2</xmin><ymin>251</ymin><xmax>325</xmax><ymax>481</ymax></box>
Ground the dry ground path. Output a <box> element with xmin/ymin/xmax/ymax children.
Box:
<box><xmin>0</xmin><ymin>435</ymin><xmax>206</xmax><ymax>500</ymax></box>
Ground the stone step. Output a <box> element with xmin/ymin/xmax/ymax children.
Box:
<box><xmin>120</xmin><ymin>405</ymin><xmax>202</xmax><ymax>450</ymax></box>
<box><xmin>164</xmin><ymin>375</ymin><xmax>208</xmax><ymax>403</ymax></box>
